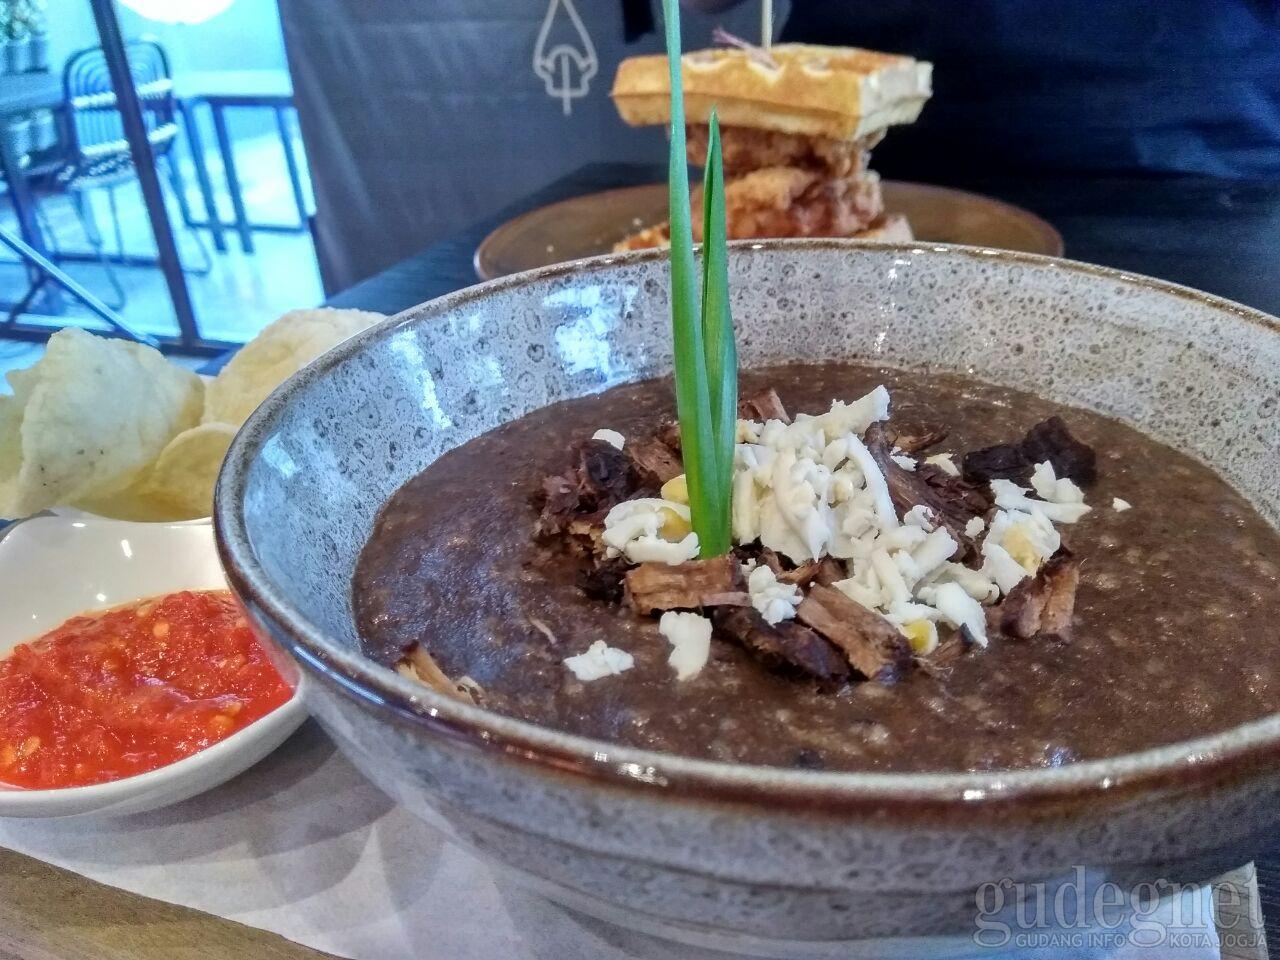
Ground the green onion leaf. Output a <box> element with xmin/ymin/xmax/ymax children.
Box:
<box><xmin>700</xmin><ymin>110</ymin><xmax>737</xmax><ymax>554</ymax></box>
<box><xmin>661</xmin><ymin>0</ymin><xmax>737</xmax><ymax>558</ymax></box>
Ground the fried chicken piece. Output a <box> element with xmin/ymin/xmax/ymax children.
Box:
<box><xmin>685</xmin><ymin>124</ymin><xmax>882</xmax><ymax>178</ymax></box>
<box><xmin>612</xmin><ymin>172</ymin><xmax>906</xmax><ymax>253</ymax></box>
<box><xmin>711</xmin><ymin>166</ymin><xmax>885</xmax><ymax>240</ymax></box>
<box><xmin>848</xmin><ymin>213</ymin><xmax>912</xmax><ymax>242</ymax></box>
<box><xmin>613</xmin><ymin>222</ymin><xmax>670</xmax><ymax>252</ymax></box>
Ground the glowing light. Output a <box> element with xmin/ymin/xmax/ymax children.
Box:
<box><xmin>118</xmin><ymin>0</ymin><xmax>234</xmax><ymax>25</ymax></box>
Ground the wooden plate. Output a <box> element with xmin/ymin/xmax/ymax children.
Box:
<box><xmin>475</xmin><ymin>181</ymin><xmax>1064</xmax><ymax>280</ymax></box>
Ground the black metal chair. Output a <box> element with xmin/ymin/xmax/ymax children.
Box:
<box><xmin>57</xmin><ymin>39</ymin><xmax>210</xmax><ymax>309</ymax></box>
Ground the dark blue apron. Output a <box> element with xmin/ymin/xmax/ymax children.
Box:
<box><xmin>782</xmin><ymin>0</ymin><xmax>1280</xmax><ymax>178</ymax></box>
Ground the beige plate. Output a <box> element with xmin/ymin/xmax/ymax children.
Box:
<box><xmin>475</xmin><ymin>180</ymin><xmax>1064</xmax><ymax>280</ymax></box>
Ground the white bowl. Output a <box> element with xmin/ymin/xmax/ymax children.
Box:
<box><xmin>0</xmin><ymin>515</ymin><xmax>308</xmax><ymax>819</ymax></box>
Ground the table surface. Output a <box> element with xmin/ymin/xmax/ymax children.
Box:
<box><xmin>173</xmin><ymin>68</ymin><xmax>294</xmax><ymax>104</ymax></box>
<box><xmin>7</xmin><ymin>162</ymin><xmax>1280</xmax><ymax>959</ymax></box>
<box><xmin>0</xmin><ymin>70</ymin><xmax>59</xmax><ymax>116</ymax></box>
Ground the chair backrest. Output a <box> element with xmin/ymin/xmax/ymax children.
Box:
<box><xmin>61</xmin><ymin>39</ymin><xmax>179</xmax><ymax>170</ymax></box>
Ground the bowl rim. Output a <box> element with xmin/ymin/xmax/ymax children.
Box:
<box><xmin>215</xmin><ymin>239</ymin><xmax>1280</xmax><ymax>817</ymax></box>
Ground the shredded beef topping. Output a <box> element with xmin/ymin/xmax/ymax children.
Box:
<box><xmin>889</xmin><ymin>426</ymin><xmax>948</xmax><ymax>455</ymax></box>
<box><xmin>397</xmin><ymin>646</ymin><xmax>481</xmax><ymax>705</ymax></box>
<box><xmin>962</xmin><ymin>443</ymin><xmax>1032</xmax><ymax>484</ymax></box>
<box><xmin>533</xmin><ymin>438</ymin><xmax>642</xmax><ymax>539</ymax></box>
<box><xmin>738</xmin><ymin>387</ymin><xmax>790</xmax><ymax>424</ymax></box>
<box><xmin>997</xmin><ymin>548</ymin><xmax>1082</xmax><ymax>640</ymax></box>
<box><xmin>576</xmin><ymin>557</ymin><xmax>630</xmax><ymax>603</ymax></box>
<box><xmin>796</xmin><ymin>585</ymin><xmax>912</xmax><ymax>682</ymax></box>
<box><xmin>628</xmin><ymin>436</ymin><xmax>684</xmax><ymax>487</ymax></box>
<box><xmin>964</xmin><ymin>417</ymin><xmax>1096</xmax><ymax>485</ymax></box>
<box><xmin>527</xmin><ymin>385</ymin><xmax>1099</xmax><ymax>696</ymax></box>
<box><xmin>926</xmin><ymin>627</ymin><xmax>975</xmax><ymax>668</ymax></box>
<box><xmin>864</xmin><ymin>423</ymin><xmax>988</xmax><ymax>552</ymax></box>
<box><xmin>1021</xmin><ymin>417</ymin><xmax>1097</xmax><ymax>484</ymax></box>
<box><xmin>917</xmin><ymin>464</ymin><xmax>995</xmax><ymax>534</ymax></box>
<box><xmin>625</xmin><ymin>556</ymin><xmax>750</xmax><ymax>615</ymax></box>
<box><xmin>734</xmin><ymin>542</ymin><xmax>787</xmax><ymax>575</ymax></box>
<box><xmin>712</xmin><ymin>607</ymin><xmax>852</xmax><ymax>684</ymax></box>
<box><xmin>656</xmin><ymin>418</ymin><xmax>682</xmax><ymax>451</ymax></box>
<box><xmin>777</xmin><ymin>556</ymin><xmax>846</xmax><ymax>588</ymax></box>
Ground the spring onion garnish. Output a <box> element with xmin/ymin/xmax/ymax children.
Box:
<box><xmin>662</xmin><ymin>0</ymin><xmax>738</xmax><ymax>558</ymax></box>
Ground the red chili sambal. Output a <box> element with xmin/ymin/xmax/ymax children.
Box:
<box><xmin>0</xmin><ymin>590</ymin><xmax>293</xmax><ymax>790</ymax></box>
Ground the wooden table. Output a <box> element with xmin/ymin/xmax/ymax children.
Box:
<box><xmin>7</xmin><ymin>164</ymin><xmax>1280</xmax><ymax>957</ymax></box>
<box><xmin>0</xmin><ymin>848</ymin><xmax>336</xmax><ymax>959</ymax></box>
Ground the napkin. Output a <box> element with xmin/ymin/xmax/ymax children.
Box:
<box><xmin>0</xmin><ymin>723</ymin><xmax>1232</xmax><ymax>960</ymax></box>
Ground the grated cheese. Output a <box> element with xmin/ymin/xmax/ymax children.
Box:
<box><xmin>659</xmin><ymin>611</ymin><xmax>712</xmax><ymax>680</ymax></box>
<box><xmin>991</xmin><ymin>478</ymin><xmax>1091</xmax><ymax>524</ymax></box>
<box><xmin>591</xmin><ymin>429</ymin><xmax>625</xmax><ymax>450</ymax></box>
<box><xmin>633</xmin><ymin>390</ymin><xmax>1101</xmax><ymax>653</ymax></box>
<box><xmin>564</xmin><ymin>641</ymin><xmax>634</xmax><ymax>681</ymax></box>
<box><xmin>921</xmin><ymin>581</ymin><xmax>989</xmax><ymax>647</ymax></box>
<box><xmin>747</xmin><ymin>564</ymin><xmax>802</xmax><ymax>624</ymax></box>
<box><xmin>602</xmin><ymin>498</ymin><xmax>699</xmax><ymax>565</ymax></box>
<box><xmin>925</xmin><ymin>452</ymin><xmax>960</xmax><ymax>476</ymax></box>
<box><xmin>1030</xmin><ymin>460</ymin><xmax>1085</xmax><ymax>505</ymax></box>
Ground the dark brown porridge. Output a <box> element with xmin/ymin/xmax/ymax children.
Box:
<box><xmin>352</xmin><ymin>363</ymin><xmax>1280</xmax><ymax>773</ymax></box>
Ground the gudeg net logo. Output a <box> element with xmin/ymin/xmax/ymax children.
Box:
<box><xmin>971</xmin><ymin>865</ymin><xmax>1264</xmax><ymax>950</ymax></box>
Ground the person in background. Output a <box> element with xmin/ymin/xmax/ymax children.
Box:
<box><xmin>278</xmin><ymin>0</ymin><xmax>763</xmax><ymax>294</ymax></box>
<box><xmin>683</xmin><ymin>0</ymin><xmax>1280</xmax><ymax>181</ymax></box>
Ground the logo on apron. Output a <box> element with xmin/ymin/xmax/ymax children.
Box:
<box><xmin>533</xmin><ymin>0</ymin><xmax>598</xmax><ymax>115</ymax></box>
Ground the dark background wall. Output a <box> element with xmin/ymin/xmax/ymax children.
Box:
<box><xmin>278</xmin><ymin>0</ymin><xmax>786</xmax><ymax>294</ymax></box>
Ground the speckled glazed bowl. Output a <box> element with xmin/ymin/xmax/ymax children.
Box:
<box><xmin>216</xmin><ymin>242</ymin><xmax>1280</xmax><ymax>956</ymax></box>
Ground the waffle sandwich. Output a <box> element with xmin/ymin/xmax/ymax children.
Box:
<box><xmin>611</xmin><ymin>42</ymin><xmax>931</xmax><ymax>248</ymax></box>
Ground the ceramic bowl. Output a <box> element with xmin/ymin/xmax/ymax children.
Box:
<box><xmin>0</xmin><ymin>516</ymin><xmax>308</xmax><ymax>819</ymax></box>
<box><xmin>215</xmin><ymin>241</ymin><xmax>1280</xmax><ymax>955</ymax></box>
